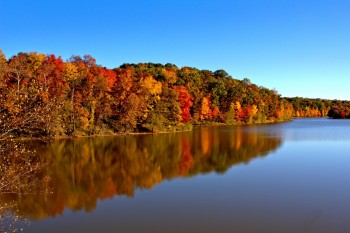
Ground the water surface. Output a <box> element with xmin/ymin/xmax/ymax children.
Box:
<box><xmin>1</xmin><ymin>118</ymin><xmax>350</xmax><ymax>233</ymax></box>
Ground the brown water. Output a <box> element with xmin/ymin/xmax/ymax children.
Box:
<box><xmin>1</xmin><ymin>118</ymin><xmax>350</xmax><ymax>233</ymax></box>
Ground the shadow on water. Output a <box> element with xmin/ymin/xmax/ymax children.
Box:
<box><xmin>0</xmin><ymin>124</ymin><xmax>283</xmax><ymax>222</ymax></box>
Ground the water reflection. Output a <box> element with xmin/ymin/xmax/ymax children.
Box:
<box><xmin>281</xmin><ymin>118</ymin><xmax>350</xmax><ymax>141</ymax></box>
<box><xmin>0</xmin><ymin>125</ymin><xmax>283</xmax><ymax>220</ymax></box>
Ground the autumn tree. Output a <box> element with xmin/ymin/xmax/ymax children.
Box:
<box><xmin>116</xmin><ymin>93</ymin><xmax>141</xmax><ymax>132</ymax></box>
<box><xmin>63</xmin><ymin>62</ymin><xmax>80</xmax><ymax>135</ymax></box>
<box><xmin>0</xmin><ymin>50</ymin><xmax>8</xmax><ymax>84</ymax></box>
<box><xmin>7</xmin><ymin>53</ymin><xmax>33</xmax><ymax>100</ymax></box>
<box><xmin>145</xmin><ymin>84</ymin><xmax>181</xmax><ymax>132</ymax></box>
<box><xmin>138</xmin><ymin>74</ymin><xmax>162</xmax><ymax>131</ymax></box>
<box><xmin>173</xmin><ymin>86</ymin><xmax>193</xmax><ymax>123</ymax></box>
<box><xmin>29</xmin><ymin>53</ymin><xmax>66</xmax><ymax>136</ymax></box>
<box><xmin>200</xmin><ymin>97</ymin><xmax>213</xmax><ymax>121</ymax></box>
<box><xmin>162</xmin><ymin>66</ymin><xmax>178</xmax><ymax>84</ymax></box>
<box><xmin>89</xmin><ymin>67</ymin><xmax>116</xmax><ymax>134</ymax></box>
<box><xmin>1</xmin><ymin>53</ymin><xmax>61</xmax><ymax>137</ymax></box>
<box><xmin>109</xmin><ymin>66</ymin><xmax>137</xmax><ymax>132</ymax></box>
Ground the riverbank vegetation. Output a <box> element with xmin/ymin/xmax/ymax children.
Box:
<box><xmin>1</xmin><ymin>50</ymin><xmax>349</xmax><ymax>139</ymax></box>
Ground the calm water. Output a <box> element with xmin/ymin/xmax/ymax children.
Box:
<box><xmin>1</xmin><ymin>118</ymin><xmax>350</xmax><ymax>233</ymax></box>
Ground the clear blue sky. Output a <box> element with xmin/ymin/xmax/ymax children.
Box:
<box><xmin>1</xmin><ymin>0</ymin><xmax>349</xmax><ymax>100</ymax></box>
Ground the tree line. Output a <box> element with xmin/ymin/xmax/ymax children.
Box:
<box><xmin>285</xmin><ymin>97</ymin><xmax>350</xmax><ymax>119</ymax></box>
<box><xmin>1</xmin><ymin>50</ymin><xmax>349</xmax><ymax>138</ymax></box>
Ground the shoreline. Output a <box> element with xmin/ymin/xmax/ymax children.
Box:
<box><xmin>3</xmin><ymin>119</ymin><xmax>293</xmax><ymax>142</ymax></box>
<box><xmin>9</xmin><ymin>117</ymin><xmax>350</xmax><ymax>142</ymax></box>
<box><xmin>2</xmin><ymin>128</ymin><xmax>194</xmax><ymax>142</ymax></box>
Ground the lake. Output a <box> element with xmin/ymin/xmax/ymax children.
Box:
<box><xmin>1</xmin><ymin>118</ymin><xmax>350</xmax><ymax>233</ymax></box>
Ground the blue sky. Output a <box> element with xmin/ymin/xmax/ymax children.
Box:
<box><xmin>1</xmin><ymin>0</ymin><xmax>349</xmax><ymax>100</ymax></box>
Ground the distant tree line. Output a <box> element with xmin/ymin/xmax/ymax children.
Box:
<box><xmin>285</xmin><ymin>97</ymin><xmax>350</xmax><ymax>119</ymax></box>
<box><xmin>0</xmin><ymin>50</ymin><xmax>349</xmax><ymax>138</ymax></box>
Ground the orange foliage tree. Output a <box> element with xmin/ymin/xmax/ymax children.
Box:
<box><xmin>173</xmin><ymin>86</ymin><xmax>193</xmax><ymax>123</ymax></box>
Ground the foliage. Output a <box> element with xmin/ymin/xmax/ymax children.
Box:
<box><xmin>1</xmin><ymin>50</ymin><xmax>349</xmax><ymax>138</ymax></box>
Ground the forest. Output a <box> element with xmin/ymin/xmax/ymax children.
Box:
<box><xmin>1</xmin><ymin>50</ymin><xmax>350</xmax><ymax>139</ymax></box>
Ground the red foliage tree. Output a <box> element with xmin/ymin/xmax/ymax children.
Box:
<box><xmin>173</xmin><ymin>86</ymin><xmax>193</xmax><ymax>123</ymax></box>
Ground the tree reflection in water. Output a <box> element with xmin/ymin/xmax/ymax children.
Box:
<box><xmin>0</xmin><ymin>140</ymin><xmax>49</xmax><ymax>232</ymax></box>
<box><xmin>0</xmin><ymin>125</ymin><xmax>282</xmax><ymax>221</ymax></box>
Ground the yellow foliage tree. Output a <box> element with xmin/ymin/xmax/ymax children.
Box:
<box><xmin>200</xmin><ymin>97</ymin><xmax>212</xmax><ymax>120</ymax></box>
<box><xmin>140</xmin><ymin>74</ymin><xmax>162</xmax><ymax>98</ymax></box>
<box><xmin>162</xmin><ymin>68</ymin><xmax>177</xmax><ymax>84</ymax></box>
